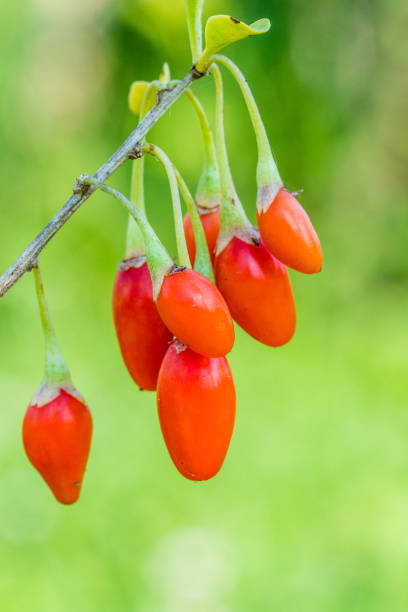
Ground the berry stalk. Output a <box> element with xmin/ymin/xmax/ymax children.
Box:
<box><xmin>125</xmin><ymin>82</ymin><xmax>159</xmax><ymax>259</ymax></box>
<box><xmin>213</xmin><ymin>55</ymin><xmax>283</xmax><ymax>212</ymax></box>
<box><xmin>143</xmin><ymin>143</ymin><xmax>191</xmax><ymax>270</ymax></box>
<box><xmin>211</xmin><ymin>63</ymin><xmax>257</xmax><ymax>254</ymax></box>
<box><xmin>33</xmin><ymin>264</ymin><xmax>71</xmax><ymax>388</ymax></box>
<box><xmin>84</xmin><ymin>178</ymin><xmax>173</xmax><ymax>298</ymax></box>
<box><xmin>172</xmin><ymin>164</ymin><xmax>214</xmax><ymax>282</ymax></box>
<box><xmin>184</xmin><ymin>88</ymin><xmax>220</xmax><ymax>209</ymax></box>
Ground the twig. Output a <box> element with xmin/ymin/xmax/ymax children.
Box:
<box><xmin>0</xmin><ymin>70</ymin><xmax>199</xmax><ymax>299</ymax></box>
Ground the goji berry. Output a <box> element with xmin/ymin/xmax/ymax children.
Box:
<box><xmin>113</xmin><ymin>257</ymin><xmax>172</xmax><ymax>390</ymax></box>
<box><xmin>156</xmin><ymin>266</ymin><xmax>234</xmax><ymax>357</ymax></box>
<box><xmin>23</xmin><ymin>389</ymin><xmax>93</xmax><ymax>505</ymax></box>
<box><xmin>157</xmin><ymin>340</ymin><xmax>236</xmax><ymax>481</ymax></box>
<box><xmin>257</xmin><ymin>188</ymin><xmax>322</xmax><ymax>274</ymax></box>
<box><xmin>215</xmin><ymin>236</ymin><xmax>296</xmax><ymax>346</ymax></box>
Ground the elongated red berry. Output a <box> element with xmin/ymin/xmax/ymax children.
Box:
<box><xmin>157</xmin><ymin>340</ymin><xmax>236</xmax><ymax>481</ymax></box>
<box><xmin>22</xmin><ymin>389</ymin><xmax>93</xmax><ymax>505</ymax></box>
<box><xmin>183</xmin><ymin>207</ymin><xmax>220</xmax><ymax>266</ymax></box>
<box><xmin>215</xmin><ymin>237</ymin><xmax>296</xmax><ymax>347</ymax></box>
<box><xmin>112</xmin><ymin>257</ymin><xmax>172</xmax><ymax>390</ymax></box>
<box><xmin>257</xmin><ymin>188</ymin><xmax>322</xmax><ymax>274</ymax></box>
<box><xmin>156</xmin><ymin>266</ymin><xmax>234</xmax><ymax>357</ymax></box>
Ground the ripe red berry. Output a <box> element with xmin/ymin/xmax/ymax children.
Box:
<box><xmin>257</xmin><ymin>188</ymin><xmax>323</xmax><ymax>274</ymax></box>
<box><xmin>215</xmin><ymin>237</ymin><xmax>296</xmax><ymax>347</ymax></box>
<box><xmin>22</xmin><ymin>389</ymin><xmax>93</xmax><ymax>505</ymax></box>
<box><xmin>112</xmin><ymin>258</ymin><xmax>172</xmax><ymax>390</ymax></box>
<box><xmin>157</xmin><ymin>340</ymin><xmax>236</xmax><ymax>481</ymax></box>
<box><xmin>156</xmin><ymin>266</ymin><xmax>234</xmax><ymax>357</ymax></box>
<box><xmin>183</xmin><ymin>207</ymin><xmax>220</xmax><ymax>266</ymax></box>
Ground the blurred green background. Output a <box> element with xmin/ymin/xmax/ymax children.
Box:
<box><xmin>0</xmin><ymin>0</ymin><xmax>407</xmax><ymax>610</ymax></box>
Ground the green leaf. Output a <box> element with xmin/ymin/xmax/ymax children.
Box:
<box><xmin>128</xmin><ymin>81</ymin><xmax>149</xmax><ymax>115</ymax></box>
<box><xmin>195</xmin><ymin>15</ymin><xmax>270</xmax><ymax>73</ymax></box>
<box><xmin>159</xmin><ymin>62</ymin><xmax>171</xmax><ymax>84</ymax></box>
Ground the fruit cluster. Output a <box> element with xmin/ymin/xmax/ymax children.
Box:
<box><xmin>21</xmin><ymin>6</ymin><xmax>322</xmax><ymax>504</ymax></box>
<box><xmin>112</xmin><ymin>60</ymin><xmax>322</xmax><ymax>484</ymax></box>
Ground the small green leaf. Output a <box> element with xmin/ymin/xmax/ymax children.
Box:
<box><xmin>195</xmin><ymin>15</ymin><xmax>270</xmax><ymax>73</ymax></box>
<box><xmin>128</xmin><ymin>81</ymin><xmax>149</xmax><ymax>115</ymax></box>
<box><xmin>159</xmin><ymin>62</ymin><xmax>171</xmax><ymax>84</ymax></box>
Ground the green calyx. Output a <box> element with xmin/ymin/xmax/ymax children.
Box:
<box><xmin>211</xmin><ymin>64</ymin><xmax>258</xmax><ymax>255</ymax></box>
<box><xmin>213</xmin><ymin>55</ymin><xmax>283</xmax><ymax>213</ymax></box>
<box><xmin>195</xmin><ymin>15</ymin><xmax>270</xmax><ymax>74</ymax></box>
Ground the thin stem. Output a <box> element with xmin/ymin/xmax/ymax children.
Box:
<box><xmin>85</xmin><ymin>178</ymin><xmax>173</xmax><ymax>299</ymax></box>
<box><xmin>85</xmin><ymin>180</ymin><xmax>165</xmax><ymax>256</ymax></box>
<box><xmin>184</xmin><ymin>88</ymin><xmax>220</xmax><ymax>209</ymax></box>
<box><xmin>143</xmin><ymin>143</ymin><xmax>190</xmax><ymax>269</ymax></box>
<box><xmin>184</xmin><ymin>0</ymin><xmax>205</xmax><ymax>64</ymax></box>
<box><xmin>213</xmin><ymin>55</ymin><xmax>272</xmax><ymax>163</ymax></box>
<box><xmin>184</xmin><ymin>89</ymin><xmax>215</xmax><ymax>168</ymax></box>
<box><xmin>213</xmin><ymin>55</ymin><xmax>283</xmax><ymax>208</ymax></box>
<box><xmin>211</xmin><ymin>64</ymin><xmax>237</xmax><ymax>203</ymax></box>
<box><xmin>126</xmin><ymin>81</ymin><xmax>160</xmax><ymax>259</ymax></box>
<box><xmin>211</xmin><ymin>64</ymin><xmax>256</xmax><ymax>252</ymax></box>
<box><xmin>33</xmin><ymin>264</ymin><xmax>71</xmax><ymax>385</ymax></box>
<box><xmin>173</xmin><ymin>165</ymin><xmax>214</xmax><ymax>282</ymax></box>
<box><xmin>130</xmin><ymin>157</ymin><xmax>145</xmax><ymax>212</ymax></box>
<box><xmin>0</xmin><ymin>69</ymin><xmax>200</xmax><ymax>299</ymax></box>
<box><xmin>125</xmin><ymin>157</ymin><xmax>145</xmax><ymax>259</ymax></box>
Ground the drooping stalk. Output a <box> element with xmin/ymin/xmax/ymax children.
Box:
<box><xmin>33</xmin><ymin>264</ymin><xmax>71</xmax><ymax>387</ymax></box>
<box><xmin>213</xmin><ymin>55</ymin><xmax>283</xmax><ymax>211</ymax></box>
<box><xmin>172</xmin><ymin>164</ymin><xmax>214</xmax><ymax>282</ymax></box>
<box><xmin>125</xmin><ymin>82</ymin><xmax>159</xmax><ymax>259</ymax></box>
<box><xmin>143</xmin><ymin>143</ymin><xmax>190</xmax><ymax>269</ymax></box>
<box><xmin>211</xmin><ymin>64</ymin><xmax>256</xmax><ymax>254</ymax></box>
<box><xmin>184</xmin><ymin>88</ymin><xmax>220</xmax><ymax>209</ymax></box>
<box><xmin>184</xmin><ymin>0</ymin><xmax>205</xmax><ymax>64</ymax></box>
<box><xmin>125</xmin><ymin>157</ymin><xmax>145</xmax><ymax>259</ymax></box>
<box><xmin>85</xmin><ymin>178</ymin><xmax>173</xmax><ymax>299</ymax></box>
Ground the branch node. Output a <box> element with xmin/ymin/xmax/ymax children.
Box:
<box><xmin>191</xmin><ymin>65</ymin><xmax>206</xmax><ymax>80</ymax></box>
<box><xmin>28</xmin><ymin>259</ymin><xmax>39</xmax><ymax>272</ymax></box>
<box><xmin>156</xmin><ymin>87</ymin><xmax>171</xmax><ymax>104</ymax></box>
<box><xmin>73</xmin><ymin>173</ymin><xmax>91</xmax><ymax>195</ymax></box>
<box><xmin>0</xmin><ymin>70</ymin><xmax>195</xmax><ymax>299</ymax></box>
<box><xmin>128</xmin><ymin>144</ymin><xmax>143</xmax><ymax>160</ymax></box>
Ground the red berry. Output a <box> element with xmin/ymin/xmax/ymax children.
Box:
<box><xmin>215</xmin><ymin>237</ymin><xmax>296</xmax><ymax>347</ymax></box>
<box><xmin>183</xmin><ymin>207</ymin><xmax>220</xmax><ymax>266</ymax></box>
<box><xmin>257</xmin><ymin>188</ymin><xmax>323</xmax><ymax>274</ymax></box>
<box><xmin>22</xmin><ymin>389</ymin><xmax>93</xmax><ymax>505</ymax></box>
<box><xmin>156</xmin><ymin>267</ymin><xmax>234</xmax><ymax>357</ymax></box>
<box><xmin>112</xmin><ymin>258</ymin><xmax>172</xmax><ymax>390</ymax></box>
<box><xmin>157</xmin><ymin>341</ymin><xmax>236</xmax><ymax>481</ymax></box>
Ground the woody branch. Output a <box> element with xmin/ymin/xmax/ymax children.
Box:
<box><xmin>0</xmin><ymin>69</ymin><xmax>202</xmax><ymax>299</ymax></box>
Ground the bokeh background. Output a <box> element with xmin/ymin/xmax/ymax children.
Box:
<box><xmin>0</xmin><ymin>0</ymin><xmax>407</xmax><ymax>610</ymax></box>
